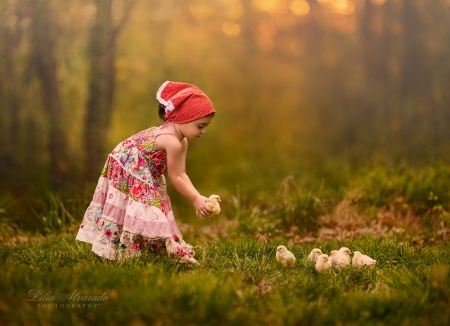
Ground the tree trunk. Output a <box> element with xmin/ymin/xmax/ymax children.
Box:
<box><xmin>400</xmin><ymin>0</ymin><xmax>434</xmax><ymax>154</ymax></box>
<box><xmin>30</xmin><ymin>0</ymin><xmax>68</xmax><ymax>188</ymax></box>
<box><xmin>1</xmin><ymin>13</ymin><xmax>21</xmax><ymax>173</ymax></box>
<box><xmin>84</xmin><ymin>0</ymin><xmax>136</xmax><ymax>181</ymax></box>
<box><xmin>84</xmin><ymin>0</ymin><xmax>115</xmax><ymax>181</ymax></box>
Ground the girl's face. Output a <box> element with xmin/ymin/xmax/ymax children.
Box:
<box><xmin>178</xmin><ymin>115</ymin><xmax>214</xmax><ymax>141</ymax></box>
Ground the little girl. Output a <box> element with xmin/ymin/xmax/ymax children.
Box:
<box><xmin>76</xmin><ymin>81</ymin><xmax>215</xmax><ymax>264</ymax></box>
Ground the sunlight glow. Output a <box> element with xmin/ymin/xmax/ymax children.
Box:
<box><xmin>222</xmin><ymin>0</ymin><xmax>244</xmax><ymax>20</ymax></box>
<box><xmin>189</xmin><ymin>3</ymin><xmax>212</xmax><ymax>20</ymax></box>
<box><xmin>222</xmin><ymin>21</ymin><xmax>241</xmax><ymax>37</ymax></box>
<box><xmin>251</xmin><ymin>0</ymin><xmax>288</xmax><ymax>13</ymax></box>
<box><xmin>251</xmin><ymin>0</ymin><xmax>278</xmax><ymax>11</ymax></box>
<box><xmin>317</xmin><ymin>0</ymin><xmax>357</xmax><ymax>15</ymax></box>
<box><xmin>371</xmin><ymin>0</ymin><xmax>387</xmax><ymax>5</ymax></box>
<box><xmin>331</xmin><ymin>0</ymin><xmax>356</xmax><ymax>15</ymax></box>
<box><xmin>290</xmin><ymin>0</ymin><xmax>310</xmax><ymax>16</ymax></box>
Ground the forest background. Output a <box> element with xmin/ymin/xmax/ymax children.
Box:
<box><xmin>1</xmin><ymin>0</ymin><xmax>450</xmax><ymax>223</ymax></box>
<box><xmin>2</xmin><ymin>2</ymin><xmax>450</xmax><ymax>324</ymax></box>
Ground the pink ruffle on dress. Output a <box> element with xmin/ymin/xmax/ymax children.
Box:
<box><xmin>76</xmin><ymin>126</ymin><xmax>196</xmax><ymax>262</ymax></box>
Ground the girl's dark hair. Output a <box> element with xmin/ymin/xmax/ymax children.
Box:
<box><xmin>158</xmin><ymin>104</ymin><xmax>166</xmax><ymax>121</ymax></box>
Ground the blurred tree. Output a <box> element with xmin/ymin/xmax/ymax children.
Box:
<box><xmin>0</xmin><ymin>1</ymin><xmax>23</xmax><ymax>174</ymax></box>
<box><xmin>400</xmin><ymin>0</ymin><xmax>429</xmax><ymax>97</ymax></box>
<box><xmin>29</xmin><ymin>0</ymin><xmax>68</xmax><ymax>188</ymax></box>
<box><xmin>84</xmin><ymin>0</ymin><xmax>137</xmax><ymax>181</ymax></box>
<box><xmin>1</xmin><ymin>0</ymin><xmax>450</xmax><ymax>195</ymax></box>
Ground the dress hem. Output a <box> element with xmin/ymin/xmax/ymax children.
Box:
<box><xmin>75</xmin><ymin>228</ymin><xmax>96</xmax><ymax>244</ymax></box>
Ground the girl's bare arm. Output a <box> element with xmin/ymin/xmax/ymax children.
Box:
<box><xmin>179</xmin><ymin>138</ymin><xmax>201</xmax><ymax>196</ymax></box>
<box><xmin>157</xmin><ymin>135</ymin><xmax>210</xmax><ymax>217</ymax></box>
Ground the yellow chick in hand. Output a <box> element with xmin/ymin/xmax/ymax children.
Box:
<box><xmin>206</xmin><ymin>194</ymin><xmax>221</xmax><ymax>221</ymax></box>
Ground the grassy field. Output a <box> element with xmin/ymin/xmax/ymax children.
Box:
<box><xmin>1</xmin><ymin>165</ymin><xmax>450</xmax><ymax>325</ymax></box>
<box><xmin>0</xmin><ymin>234</ymin><xmax>449</xmax><ymax>325</ymax></box>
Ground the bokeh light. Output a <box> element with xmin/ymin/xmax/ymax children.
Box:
<box><xmin>222</xmin><ymin>0</ymin><xmax>244</xmax><ymax>20</ymax></box>
<box><xmin>331</xmin><ymin>0</ymin><xmax>356</xmax><ymax>15</ymax></box>
<box><xmin>251</xmin><ymin>0</ymin><xmax>289</xmax><ymax>13</ymax></box>
<box><xmin>189</xmin><ymin>2</ymin><xmax>212</xmax><ymax>19</ymax></box>
<box><xmin>222</xmin><ymin>20</ymin><xmax>241</xmax><ymax>36</ymax></box>
<box><xmin>317</xmin><ymin>0</ymin><xmax>356</xmax><ymax>15</ymax></box>
<box><xmin>290</xmin><ymin>0</ymin><xmax>310</xmax><ymax>16</ymax></box>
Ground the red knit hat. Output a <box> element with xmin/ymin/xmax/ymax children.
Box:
<box><xmin>156</xmin><ymin>81</ymin><xmax>215</xmax><ymax>127</ymax></box>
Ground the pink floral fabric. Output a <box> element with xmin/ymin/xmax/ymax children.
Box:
<box><xmin>76</xmin><ymin>127</ymin><xmax>195</xmax><ymax>261</ymax></box>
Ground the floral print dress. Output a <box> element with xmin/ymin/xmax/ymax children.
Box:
<box><xmin>76</xmin><ymin>126</ymin><xmax>195</xmax><ymax>261</ymax></box>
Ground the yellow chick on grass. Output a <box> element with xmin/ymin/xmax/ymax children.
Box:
<box><xmin>179</xmin><ymin>255</ymin><xmax>200</xmax><ymax>266</ymax></box>
<box><xmin>352</xmin><ymin>251</ymin><xmax>377</xmax><ymax>270</ymax></box>
<box><xmin>331</xmin><ymin>247</ymin><xmax>352</xmax><ymax>271</ymax></box>
<box><xmin>315</xmin><ymin>254</ymin><xmax>332</xmax><ymax>273</ymax></box>
<box><xmin>206</xmin><ymin>194</ymin><xmax>221</xmax><ymax>221</ymax></box>
<box><xmin>276</xmin><ymin>245</ymin><xmax>296</xmax><ymax>267</ymax></box>
<box><xmin>307</xmin><ymin>248</ymin><xmax>323</xmax><ymax>263</ymax></box>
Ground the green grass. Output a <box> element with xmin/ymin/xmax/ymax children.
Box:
<box><xmin>0</xmin><ymin>234</ymin><xmax>449</xmax><ymax>326</ymax></box>
<box><xmin>1</xmin><ymin>164</ymin><xmax>450</xmax><ymax>325</ymax></box>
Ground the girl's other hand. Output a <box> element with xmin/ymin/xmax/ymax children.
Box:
<box><xmin>193</xmin><ymin>196</ymin><xmax>211</xmax><ymax>218</ymax></box>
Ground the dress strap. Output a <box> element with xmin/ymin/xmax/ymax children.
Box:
<box><xmin>155</xmin><ymin>132</ymin><xmax>176</xmax><ymax>137</ymax></box>
<box><xmin>150</xmin><ymin>127</ymin><xmax>178</xmax><ymax>141</ymax></box>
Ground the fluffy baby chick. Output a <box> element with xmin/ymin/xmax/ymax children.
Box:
<box><xmin>307</xmin><ymin>248</ymin><xmax>323</xmax><ymax>263</ymax></box>
<box><xmin>206</xmin><ymin>194</ymin><xmax>221</xmax><ymax>221</ymax></box>
<box><xmin>352</xmin><ymin>251</ymin><xmax>377</xmax><ymax>270</ymax></box>
<box><xmin>315</xmin><ymin>254</ymin><xmax>332</xmax><ymax>273</ymax></box>
<box><xmin>331</xmin><ymin>247</ymin><xmax>352</xmax><ymax>271</ymax></box>
<box><xmin>276</xmin><ymin>245</ymin><xmax>296</xmax><ymax>267</ymax></box>
<box><xmin>179</xmin><ymin>255</ymin><xmax>200</xmax><ymax>265</ymax></box>
<box><xmin>338</xmin><ymin>247</ymin><xmax>352</xmax><ymax>263</ymax></box>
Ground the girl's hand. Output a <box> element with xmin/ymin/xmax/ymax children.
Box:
<box><xmin>192</xmin><ymin>196</ymin><xmax>211</xmax><ymax>218</ymax></box>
